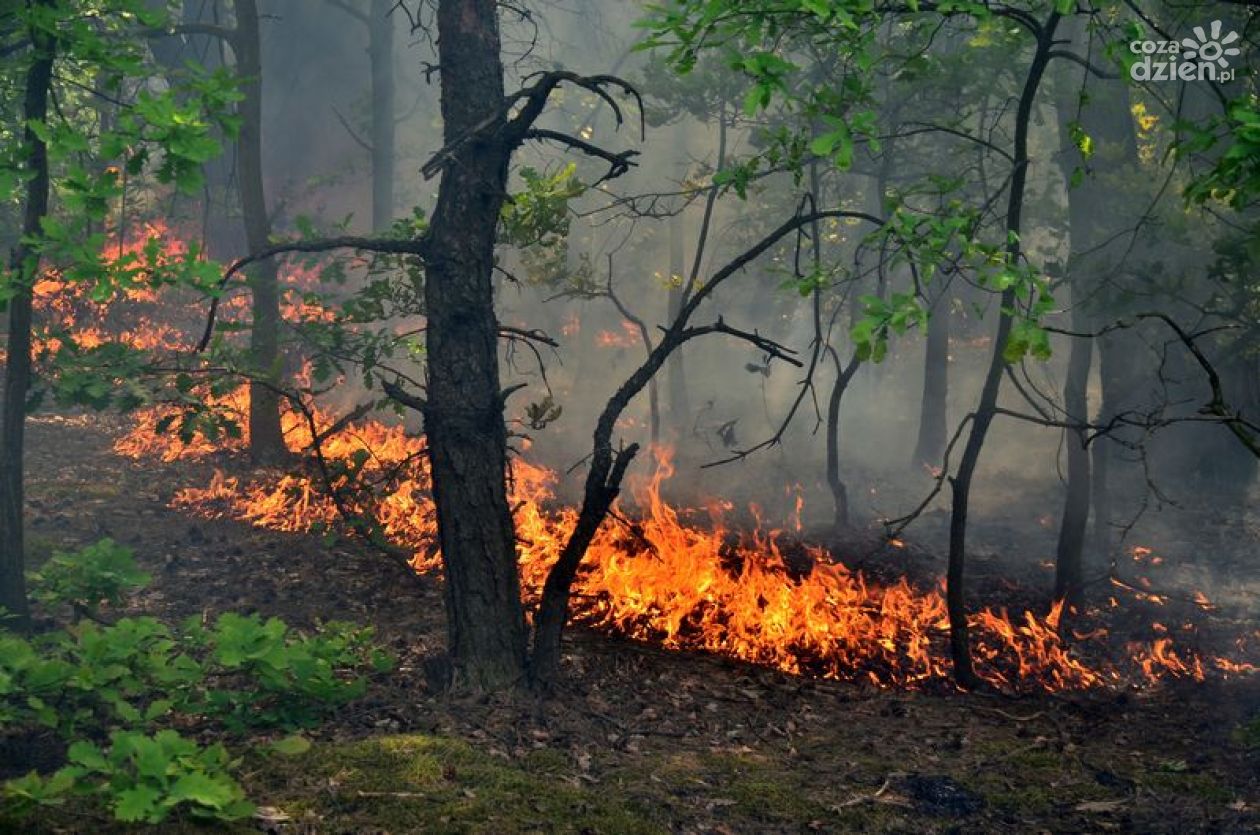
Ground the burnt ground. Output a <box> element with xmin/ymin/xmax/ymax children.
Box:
<box><xmin>9</xmin><ymin>411</ymin><xmax>1260</xmax><ymax>833</ymax></box>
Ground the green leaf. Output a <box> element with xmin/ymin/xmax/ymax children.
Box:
<box><xmin>113</xmin><ymin>786</ymin><xmax>161</xmax><ymax>823</ymax></box>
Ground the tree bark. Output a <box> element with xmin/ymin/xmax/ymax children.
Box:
<box><xmin>1055</xmin><ymin>45</ymin><xmax>1139</xmax><ymax>571</ymax></box>
<box><xmin>368</xmin><ymin>0</ymin><xmax>395</xmax><ymax>231</ymax></box>
<box><xmin>826</xmin><ymin>350</ymin><xmax>861</xmax><ymax>529</ymax></box>
<box><xmin>665</xmin><ymin>179</ymin><xmax>689</xmax><ymax>434</ymax></box>
<box><xmin>913</xmin><ymin>288</ymin><xmax>950</xmax><ymax>468</ymax></box>
<box><xmin>423</xmin><ymin>0</ymin><xmax>527</xmax><ymax>690</ymax></box>
<box><xmin>1054</xmin><ymin>294</ymin><xmax>1091</xmax><ymax>607</ymax></box>
<box><xmin>235</xmin><ymin>0</ymin><xmax>287</xmax><ymax>464</ymax></box>
<box><xmin>946</xmin><ymin>13</ymin><xmax>1059</xmax><ymax>688</ymax></box>
<box><xmin>0</xmin><ymin>4</ymin><xmax>55</xmax><ymax>630</ymax></box>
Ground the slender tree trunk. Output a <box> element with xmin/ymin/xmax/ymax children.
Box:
<box><xmin>665</xmin><ymin>165</ymin><xmax>689</xmax><ymax>435</ymax></box>
<box><xmin>1054</xmin><ymin>37</ymin><xmax>1139</xmax><ymax>570</ymax></box>
<box><xmin>1090</xmin><ymin>334</ymin><xmax>1119</xmax><ymax>557</ymax></box>
<box><xmin>826</xmin><ymin>351</ymin><xmax>860</xmax><ymax>529</ymax></box>
<box><xmin>235</xmin><ymin>0</ymin><xmax>287</xmax><ymax>464</ymax></box>
<box><xmin>913</xmin><ymin>289</ymin><xmax>950</xmax><ymax>467</ymax></box>
<box><xmin>424</xmin><ymin>0</ymin><xmax>526</xmax><ymax>690</ymax></box>
<box><xmin>1054</xmin><ymin>294</ymin><xmax>1091</xmax><ymax>607</ymax></box>
<box><xmin>368</xmin><ymin>0</ymin><xmax>395</xmax><ymax>231</ymax></box>
<box><xmin>946</xmin><ymin>14</ymin><xmax>1059</xmax><ymax>687</ymax></box>
<box><xmin>0</xmin><ymin>6</ymin><xmax>55</xmax><ymax>630</ymax></box>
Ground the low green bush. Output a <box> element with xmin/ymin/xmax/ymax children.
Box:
<box><xmin>1</xmin><ymin>539</ymin><xmax>394</xmax><ymax>827</ymax></box>
<box><xmin>27</xmin><ymin>538</ymin><xmax>150</xmax><ymax>619</ymax></box>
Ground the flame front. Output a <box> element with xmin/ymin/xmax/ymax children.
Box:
<box><xmin>33</xmin><ymin>225</ymin><xmax>1258</xmax><ymax>693</ymax></box>
<box><xmin>117</xmin><ymin>394</ymin><xmax>1255</xmax><ymax>692</ymax></box>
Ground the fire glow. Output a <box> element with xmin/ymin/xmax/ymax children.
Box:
<box><xmin>114</xmin><ymin>390</ymin><xmax>1257</xmax><ymax>692</ymax></box>
<box><xmin>38</xmin><ymin>226</ymin><xmax>1260</xmax><ymax>693</ymax></box>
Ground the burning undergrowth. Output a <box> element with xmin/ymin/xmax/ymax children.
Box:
<box><xmin>33</xmin><ymin>224</ymin><xmax>1260</xmax><ymax>695</ymax></box>
<box><xmin>112</xmin><ymin>390</ymin><xmax>1259</xmax><ymax>693</ymax></box>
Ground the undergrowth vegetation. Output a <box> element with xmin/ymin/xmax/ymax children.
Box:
<box><xmin>0</xmin><ymin>539</ymin><xmax>394</xmax><ymax>825</ymax></box>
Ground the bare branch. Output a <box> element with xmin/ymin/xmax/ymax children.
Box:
<box><xmin>195</xmin><ymin>235</ymin><xmax>424</xmax><ymax>352</ymax></box>
<box><xmin>522</xmin><ymin>128</ymin><xmax>639</xmax><ymax>185</ymax></box>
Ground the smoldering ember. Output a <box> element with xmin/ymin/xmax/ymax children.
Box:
<box><xmin>0</xmin><ymin>1</ymin><xmax>1257</xmax><ymax>832</ymax></box>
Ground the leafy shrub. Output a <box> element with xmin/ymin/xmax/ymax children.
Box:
<box><xmin>27</xmin><ymin>538</ymin><xmax>150</xmax><ymax>619</ymax></box>
<box><xmin>1</xmin><ymin>539</ymin><xmax>395</xmax><ymax>826</ymax></box>
<box><xmin>0</xmin><ymin>617</ymin><xmax>195</xmax><ymax>735</ymax></box>
<box><xmin>182</xmin><ymin>612</ymin><xmax>394</xmax><ymax>730</ymax></box>
<box><xmin>5</xmin><ymin>730</ymin><xmax>253</xmax><ymax>823</ymax></box>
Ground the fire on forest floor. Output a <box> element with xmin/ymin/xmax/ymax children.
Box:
<box><xmin>29</xmin><ymin>223</ymin><xmax>1260</xmax><ymax>695</ymax></box>
<box><xmin>108</xmin><ymin>385</ymin><xmax>1260</xmax><ymax>695</ymax></box>
<box><xmin>16</xmin><ymin>412</ymin><xmax>1260</xmax><ymax>834</ymax></box>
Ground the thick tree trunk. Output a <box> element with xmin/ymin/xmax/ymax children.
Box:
<box><xmin>368</xmin><ymin>0</ymin><xmax>395</xmax><ymax>231</ymax></box>
<box><xmin>235</xmin><ymin>0</ymin><xmax>287</xmax><ymax>465</ymax></box>
<box><xmin>946</xmin><ymin>14</ymin><xmax>1059</xmax><ymax>687</ymax></box>
<box><xmin>0</xmin><ymin>8</ymin><xmax>55</xmax><ymax>630</ymax></box>
<box><xmin>424</xmin><ymin>0</ymin><xmax>527</xmax><ymax>690</ymax></box>
<box><xmin>1054</xmin><ymin>296</ymin><xmax>1092</xmax><ymax>607</ymax></box>
<box><xmin>913</xmin><ymin>290</ymin><xmax>950</xmax><ymax>468</ymax></box>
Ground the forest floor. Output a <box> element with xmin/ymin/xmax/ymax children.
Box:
<box><xmin>12</xmin><ymin>412</ymin><xmax>1260</xmax><ymax>834</ymax></box>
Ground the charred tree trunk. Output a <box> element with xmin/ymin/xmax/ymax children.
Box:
<box><xmin>913</xmin><ymin>290</ymin><xmax>950</xmax><ymax>468</ymax></box>
<box><xmin>423</xmin><ymin>0</ymin><xmax>526</xmax><ymax>690</ymax></box>
<box><xmin>368</xmin><ymin>0</ymin><xmax>395</xmax><ymax>231</ymax></box>
<box><xmin>0</xmin><ymin>8</ymin><xmax>55</xmax><ymax>630</ymax></box>
<box><xmin>235</xmin><ymin>0</ymin><xmax>287</xmax><ymax>464</ymax></box>
<box><xmin>946</xmin><ymin>14</ymin><xmax>1059</xmax><ymax>688</ymax></box>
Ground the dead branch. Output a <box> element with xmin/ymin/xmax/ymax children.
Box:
<box><xmin>523</xmin><ymin>128</ymin><xmax>640</xmax><ymax>185</ymax></box>
<box><xmin>679</xmin><ymin>318</ymin><xmax>802</xmax><ymax>368</ymax></box>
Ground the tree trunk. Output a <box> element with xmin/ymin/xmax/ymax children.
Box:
<box><xmin>368</xmin><ymin>0</ymin><xmax>395</xmax><ymax>231</ymax></box>
<box><xmin>826</xmin><ymin>351</ymin><xmax>860</xmax><ymax>529</ymax></box>
<box><xmin>1054</xmin><ymin>295</ymin><xmax>1091</xmax><ymax>608</ymax></box>
<box><xmin>1054</xmin><ymin>35</ymin><xmax>1139</xmax><ymax>571</ymax></box>
<box><xmin>0</xmin><ymin>6</ymin><xmax>55</xmax><ymax>630</ymax></box>
<box><xmin>666</xmin><ymin>202</ymin><xmax>689</xmax><ymax>435</ymax></box>
<box><xmin>1090</xmin><ymin>332</ymin><xmax>1121</xmax><ymax>558</ymax></box>
<box><xmin>913</xmin><ymin>289</ymin><xmax>950</xmax><ymax>468</ymax></box>
<box><xmin>424</xmin><ymin>0</ymin><xmax>527</xmax><ymax>690</ymax></box>
<box><xmin>235</xmin><ymin>0</ymin><xmax>287</xmax><ymax>464</ymax></box>
<box><xmin>946</xmin><ymin>14</ymin><xmax>1059</xmax><ymax>687</ymax></box>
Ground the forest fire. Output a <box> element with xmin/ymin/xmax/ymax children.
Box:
<box><xmin>26</xmin><ymin>224</ymin><xmax>1257</xmax><ymax>694</ymax></box>
<box><xmin>112</xmin><ymin>388</ymin><xmax>1258</xmax><ymax>693</ymax></box>
<box><xmin>595</xmin><ymin>321</ymin><xmax>642</xmax><ymax>348</ymax></box>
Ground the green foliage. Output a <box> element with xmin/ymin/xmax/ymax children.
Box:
<box><xmin>0</xmin><ymin>0</ymin><xmax>245</xmax><ymax>429</ymax></box>
<box><xmin>500</xmin><ymin>163</ymin><xmax>592</xmax><ymax>287</ymax></box>
<box><xmin>27</xmin><ymin>538</ymin><xmax>150</xmax><ymax>619</ymax></box>
<box><xmin>1</xmin><ymin>540</ymin><xmax>394</xmax><ymax>826</ymax></box>
<box><xmin>7</xmin><ymin>730</ymin><xmax>253</xmax><ymax>824</ymax></box>
<box><xmin>181</xmin><ymin>612</ymin><xmax>393</xmax><ymax>730</ymax></box>
<box><xmin>1180</xmin><ymin>97</ymin><xmax>1260</xmax><ymax>210</ymax></box>
<box><xmin>851</xmin><ymin>292</ymin><xmax>928</xmax><ymax>362</ymax></box>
